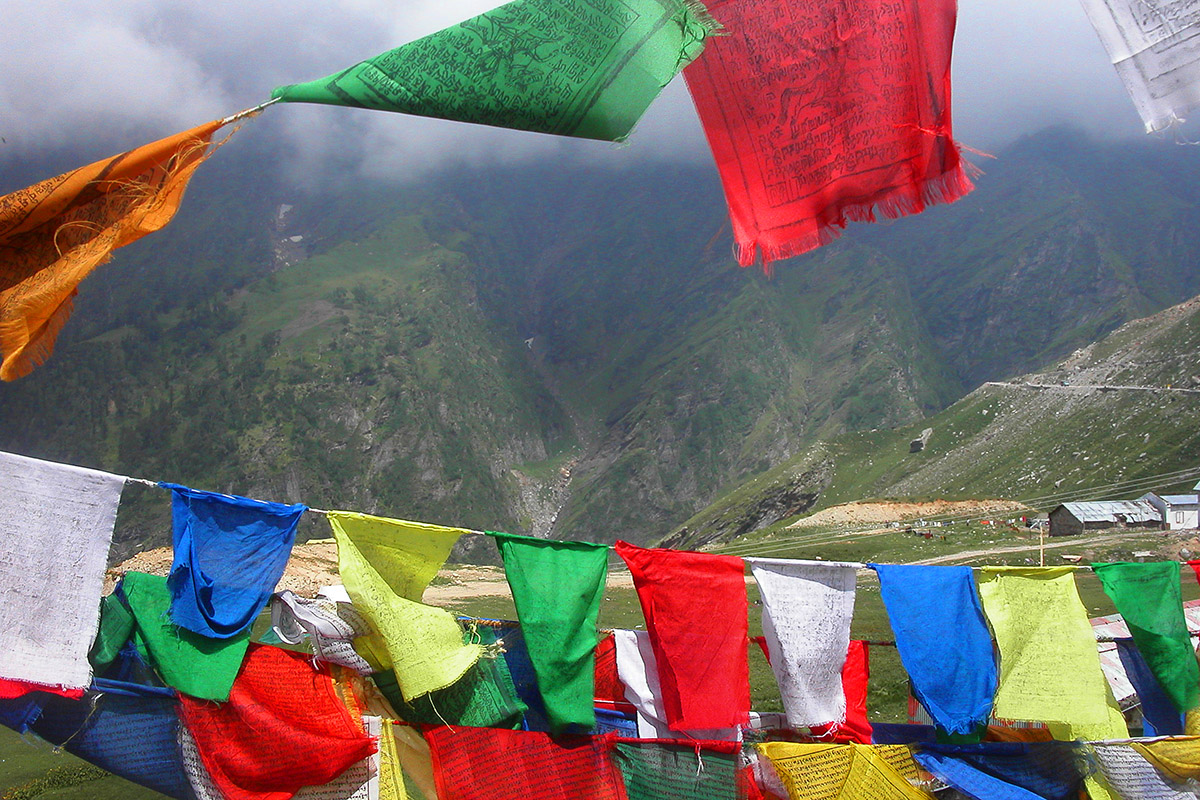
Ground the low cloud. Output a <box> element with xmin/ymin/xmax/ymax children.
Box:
<box><xmin>0</xmin><ymin>0</ymin><xmax>1181</xmax><ymax>182</ymax></box>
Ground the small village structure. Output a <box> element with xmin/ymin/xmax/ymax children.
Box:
<box><xmin>1048</xmin><ymin>499</ymin><xmax>1162</xmax><ymax>537</ymax></box>
<box><xmin>1142</xmin><ymin>490</ymin><xmax>1200</xmax><ymax>530</ymax></box>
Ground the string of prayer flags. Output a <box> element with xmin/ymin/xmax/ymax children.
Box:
<box><xmin>492</xmin><ymin>531</ymin><xmax>609</xmax><ymax>732</ymax></box>
<box><xmin>426</xmin><ymin>725</ymin><xmax>625</xmax><ymax>800</ymax></box>
<box><xmin>681</xmin><ymin>0</ymin><xmax>973</xmax><ymax>272</ymax></box>
<box><xmin>1076</xmin><ymin>0</ymin><xmax>1200</xmax><ymax>132</ymax></box>
<box><xmin>611</xmin><ymin>739</ymin><xmax>742</xmax><ymax>800</ymax></box>
<box><xmin>327</xmin><ymin>511</ymin><xmax>483</xmax><ymax>700</ymax></box>
<box><xmin>747</xmin><ymin>558</ymin><xmax>857</xmax><ymax>728</ymax></box>
<box><xmin>872</xmin><ymin>564</ymin><xmax>997</xmax><ymax>735</ymax></box>
<box><xmin>489</xmin><ymin>620</ymin><xmax>554</xmax><ymax>731</ymax></box>
<box><xmin>178</xmin><ymin>644</ymin><xmax>377</xmax><ymax>800</ymax></box>
<box><xmin>116</xmin><ymin>572</ymin><xmax>251</xmax><ymax>701</ymax></box>
<box><xmin>0</xmin><ymin>450</ymin><xmax>125</xmax><ymax>689</ymax></box>
<box><xmin>0</xmin><ymin>120</ymin><xmax>229</xmax><ymax>380</ymax></box>
<box><xmin>33</xmin><ymin>686</ymin><xmax>195</xmax><ymax>800</ymax></box>
<box><xmin>163</xmin><ymin>482</ymin><xmax>306</xmax><ymax>639</ymax></box>
<box><xmin>822</xmin><ymin>640</ymin><xmax>873</xmax><ymax>744</ymax></box>
<box><xmin>1092</xmin><ymin>743</ymin><xmax>1198</xmax><ymax>800</ymax></box>
<box><xmin>757</xmin><ymin>742</ymin><xmax>931</xmax><ymax>800</ymax></box>
<box><xmin>1115</xmin><ymin>639</ymin><xmax>1184</xmax><ymax>736</ymax></box>
<box><xmin>271</xmin><ymin>590</ymin><xmax>375</xmax><ymax>675</ymax></box>
<box><xmin>977</xmin><ymin>567</ymin><xmax>1113</xmax><ymax>727</ymax></box>
<box><xmin>911</xmin><ymin>743</ymin><xmax>1087</xmax><ymax>800</ymax></box>
<box><xmin>1094</xmin><ymin>561</ymin><xmax>1200</xmax><ymax>713</ymax></box>
<box><xmin>271</xmin><ymin>0</ymin><xmax>718</xmax><ymax>143</ymax></box>
<box><xmin>612</xmin><ymin>629</ymin><xmax>739</xmax><ymax>740</ymax></box>
<box><xmin>616</xmin><ymin>541</ymin><xmax>751</xmax><ymax>731</ymax></box>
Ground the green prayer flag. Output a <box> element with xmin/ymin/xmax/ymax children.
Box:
<box><xmin>492</xmin><ymin>531</ymin><xmax>609</xmax><ymax>732</ymax></box>
<box><xmin>271</xmin><ymin>0</ymin><xmax>718</xmax><ymax>142</ymax></box>
<box><xmin>90</xmin><ymin>592</ymin><xmax>136</xmax><ymax>673</ymax></box>
<box><xmin>120</xmin><ymin>572</ymin><xmax>251</xmax><ymax>702</ymax></box>
<box><xmin>1094</xmin><ymin>561</ymin><xmax>1200</xmax><ymax>712</ymax></box>
<box><xmin>373</xmin><ymin>626</ymin><xmax>527</xmax><ymax>730</ymax></box>
<box><xmin>613</xmin><ymin>741</ymin><xmax>738</xmax><ymax>800</ymax></box>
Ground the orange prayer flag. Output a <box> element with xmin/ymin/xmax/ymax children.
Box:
<box><xmin>0</xmin><ymin>119</ymin><xmax>227</xmax><ymax>381</ymax></box>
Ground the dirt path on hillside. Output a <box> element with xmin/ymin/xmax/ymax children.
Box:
<box><xmin>786</xmin><ymin>499</ymin><xmax>1031</xmax><ymax>529</ymax></box>
<box><xmin>910</xmin><ymin>531</ymin><xmax>1156</xmax><ymax>565</ymax></box>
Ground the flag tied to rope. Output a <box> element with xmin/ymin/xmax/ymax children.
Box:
<box><xmin>757</xmin><ymin>742</ymin><xmax>930</xmax><ymax>800</ymax></box>
<box><xmin>272</xmin><ymin>0</ymin><xmax>719</xmax><ymax>142</ymax></box>
<box><xmin>977</xmin><ymin>567</ymin><xmax>1112</xmax><ymax>727</ymax></box>
<box><xmin>748</xmin><ymin>559</ymin><xmax>856</xmax><ymax>728</ymax></box>
<box><xmin>1076</xmin><ymin>0</ymin><xmax>1200</xmax><ymax>132</ymax></box>
<box><xmin>0</xmin><ymin>120</ymin><xmax>226</xmax><ymax>380</ymax></box>
<box><xmin>1094</xmin><ymin>561</ymin><xmax>1200</xmax><ymax>713</ymax></box>
<box><xmin>492</xmin><ymin>531</ymin><xmax>609</xmax><ymax>732</ymax></box>
<box><xmin>178</xmin><ymin>644</ymin><xmax>377</xmax><ymax>800</ymax></box>
<box><xmin>682</xmin><ymin>0</ymin><xmax>972</xmax><ymax>271</ymax></box>
<box><xmin>616</xmin><ymin>541</ymin><xmax>750</xmax><ymax>731</ymax></box>
<box><xmin>164</xmin><ymin>482</ymin><xmax>306</xmax><ymax>639</ymax></box>
<box><xmin>912</xmin><ymin>742</ymin><xmax>1088</xmax><ymax>800</ymax></box>
<box><xmin>0</xmin><ymin>450</ymin><xmax>125</xmax><ymax>689</ymax></box>
<box><xmin>1093</xmin><ymin>742</ymin><xmax>1199</xmax><ymax>800</ymax></box>
<box><xmin>872</xmin><ymin>564</ymin><xmax>996</xmax><ymax>735</ymax></box>
<box><xmin>328</xmin><ymin>511</ymin><xmax>482</xmax><ymax>700</ymax></box>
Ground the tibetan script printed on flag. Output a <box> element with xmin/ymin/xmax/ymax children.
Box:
<box><xmin>683</xmin><ymin>0</ymin><xmax>973</xmax><ymax>271</ymax></box>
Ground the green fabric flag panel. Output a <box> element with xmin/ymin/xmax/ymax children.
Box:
<box><xmin>1094</xmin><ymin>561</ymin><xmax>1200</xmax><ymax>713</ymax></box>
<box><xmin>111</xmin><ymin>572</ymin><xmax>251</xmax><ymax>702</ymax></box>
<box><xmin>272</xmin><ymin>0</ymin><xmax>719</xmax><ymax>141</ymax></box>
<box><xmin>492</xmin><ymin>531</ymin><xmax>609</xmax><ymax>732</ymax></box>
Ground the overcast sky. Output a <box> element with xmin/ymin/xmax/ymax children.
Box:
<box><xmin>0</xmin><ymin>0</ymin><xmax>1173</xmax><ymax>182</ymax></box>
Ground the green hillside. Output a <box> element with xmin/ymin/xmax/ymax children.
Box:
<box><xmin>2</xmin><ymin>128</ymin><xmax>1200</xmax><ymax>555</ymax></box>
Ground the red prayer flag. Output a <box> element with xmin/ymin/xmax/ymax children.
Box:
<box><xmin>178</xmin><ymin>644</ymin><xmax>376</xmax><ymax>800</ymax></box>
<box><xmin>0</xmin><ymin>678</ymin><xmax>84</xmax><ymax>700</ymax></box>
<box><xmin>425</xmin><ymin>725</ymin><xmax>625</xmax><ymax>800</ymax></box>
<box><xmin>594</xmin><ymin>633</ymin><xmax>635</xmax><ymax>712</ymax></box>
<box><xmin>753</xmin><ymin>638</ymin><xmax>872</xmax><ymax>743</ymax></box>
<box><xmin>682</xmin><ymin>0</ymin><xmax>973</xmax><ymax>272</ymax></box>
<box><xmin>615</xmin><ymin>541</ymin><xmax>750</xmax><ymax>731</ymax></box>
<box><xmin>1187</xmin><ymin>561</ymin><xmax>1200</xmax><ymax>586</ymax></box>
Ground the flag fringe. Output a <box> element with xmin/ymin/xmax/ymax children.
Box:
<box><xmin>738</xmin><ymin>163</ymin><xmax>976</xmax><ymax>275</ymax></box>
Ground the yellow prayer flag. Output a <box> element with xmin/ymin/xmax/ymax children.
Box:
<box><xmin>0</xmin><ymin>120</ymin><xmax>227</xmax><ymax>380</ymax></box>
<box><xmin>757</xmin><ymin>742</ymin><xmax>932</xmax><ymax>800</ymax></box>
<box><xmin>977</xmin><ymin>567</ymin><xmax>1112</xmax><ymax>728</ymax></box>
<box><xmin>328</xmin><ymin>511</ymin><xmax>482</xmax><ymax>701</ymax></box>
<box><xmin>1131</xmin><ymin>737</ymin><xmax>1200</xmax><ymax>783</ymax></box>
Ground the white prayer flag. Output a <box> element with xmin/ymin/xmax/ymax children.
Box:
<box><xmin>0</xmin><ymin>450</ymin><xmax>125</xmax><ymax>689</ymax></box>
<box><xmin>1078</xmin><ymin>0</ymin><xmax>1200</xmax><ymax>131</ymax></box>
<box><xmin>747</xmin><ymin>558</ymin><xmax>858</xmax><ymax>728</ymax></box>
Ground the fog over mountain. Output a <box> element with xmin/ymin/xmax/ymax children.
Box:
<box><xmin>0</xmin><ymin>0</ymin><xmax>1188</xmax><ymax>186</ymax></box>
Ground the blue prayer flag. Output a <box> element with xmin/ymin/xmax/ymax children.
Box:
<box><xmin>162</xmin><ymin>483</ymin><xmax>306</xmax><ymax>639</ymax></box>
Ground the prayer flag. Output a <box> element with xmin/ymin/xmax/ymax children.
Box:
<box><xmin>270</xmin><ymin>590</ymin><xmax>374</xmax><ymax>675</ymax></box>
<box><xmin>164</xmin><ymin>482</ymin><xmax>306</xmax><ymax>639</ymax></box>
<box><xmin>1076</xmin><ymin>0</ymin><xmax>1200</xmax><ymax>132</ymax></box>
<box><xmin>1093</xmin><ymin>742</ymin><xmax>1198</xmax><ymax>800</ymax></box>
<box><xmin>616</xmin><ymin>541</ymin><xmax>750</xmax><ymax>731</ymax></box>
<box><xmin>272</xmin><ymin>0</ymin><xmax>718</xmax><ymax>142</ymax></box>
<box><xmin>757</xmin><ymin>742</ymin><xmax>930</xmax><ymax>800</ymax></box>
<box><xmin>1131</xmin><ymin>737</ymin><xmax>1200</xmax><ymax>784</ymax></box>
<box><xmin>1094</xmin><ymin>561</ymin><xmax>1200</xmax><ymax>712</ymax></box>
<box><xmin>612</xmin><ymin>628</ymin><xmax>740</xmax><ymax>740</ymax></box>
<box><xmin>178</xmin><ymin>644</ymin><xmax>377</xmax><ymax>800</ymax></box>
<box><xmin>977</xmin><ymin>567</ymin><xmax>1112</xmax><ymax>727</ymax></box>
<box><xmin>0</xmin><ymin>450</ymin><xmax>125</xmax><ymax>689</ymax></box>
<box><xmin>872</xmin><ymin>564</ymin><xmax>997</xmax><ymax>734</ymax></box>
<box><xmin>0</xmin><ymin>120</ymin><xmax>226</xmax><ymax>380</ymax></box>
<box><xmin>911</xmin><ymin>742</ymin><xmax>1087</xmax><ymax>800</ymax></box>
<box><xmin>425</xmin><ymin>725</ymin><xmax>625</xmax><ymax>800</ymax></box>
<box><xmin>747</xmin><ymin>558</ymin><xmax>857</xmax><ymax>728</ymax></box>
<box><xmin>682</xmin><ymin>0</ymin><xmax>972</xmax><ymax>271</ymax></box>
<box><xmin>328</xmin><ymin>511</ymin><xmax>482</xmax><ymax>700</ymax></box>
<box><xmin>492</xmin><ymin>531</ymin><xmax>609</xmax><ymax>732</ymax></box>
<box><xmin>1114</xmin><ymin>639</ymin><xmax>1184</xmax><ymax>735</ymax></box>
<box><xmin>612</xmin><ymin>739</ymin><xmax>742</xmax><ymax>800</ymax></box>
<box><xmin>118</xmin><ymin>571</ymin><xmax>251</xmax><ymax>702</ymax></box>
